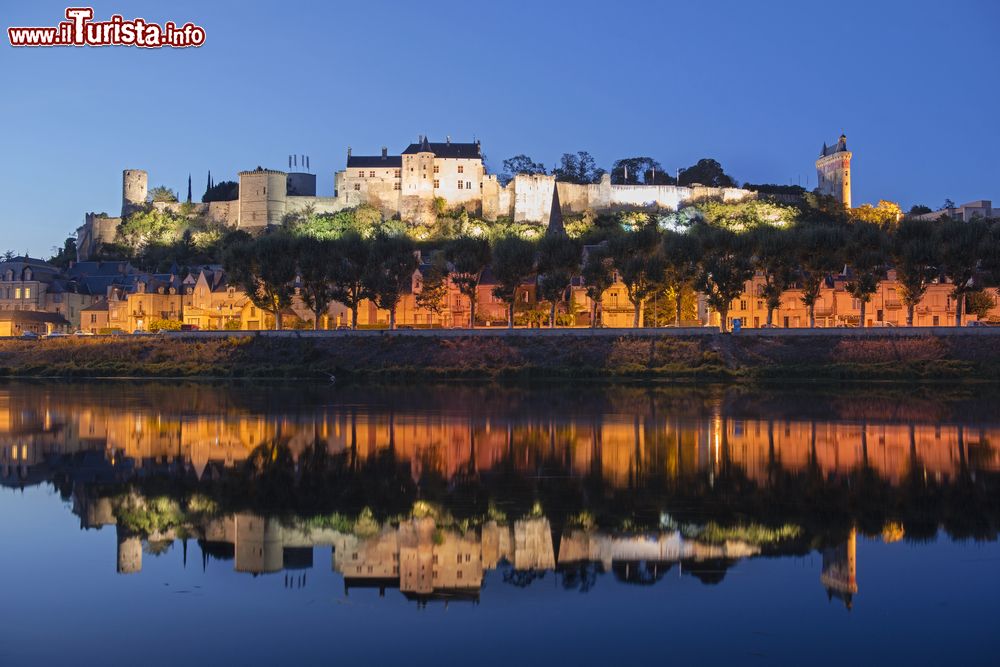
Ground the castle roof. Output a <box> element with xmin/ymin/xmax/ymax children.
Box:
<box><xmin>819</xmin><ymin>134</ymin><xmax>848</xmax><ymax>157</ymax></box>
<box><xmin>347</xmin><ymin>154</ymin><xmax>402</xmax><ymax>168</ymax></box>
<box><xmin>402</xmin><ymin>139</ymin><xmax>481</xmax><ymax>159</ymax></box>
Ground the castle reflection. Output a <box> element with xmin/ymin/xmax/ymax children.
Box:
<box><xmin>1</xmin><ymin>381</ymin><xmax>997</xmax><ymax>608</ymax></box>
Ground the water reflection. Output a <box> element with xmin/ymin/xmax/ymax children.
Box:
<box><xmin>1</xmin><ymin>381</ymin><xmax>998</xmax><ymax>609</ymax></box>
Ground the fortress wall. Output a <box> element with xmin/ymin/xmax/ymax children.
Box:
<box><xmin>481</xmin><ymin>176</ymin><xmax>502</xmax><ymax>221</ymax></box>
<box><xmin>511</xmin><ymin>174</ymin><xmax>555</xmax><ymax>223</ymax></box>
<box><xmin>610</xmin><ymin>184</ymin><xmax>689</xmax><ymax>210</ymax></box>
<box><xmin>689</xmin><ymin>186</ymin><xmax>754</xmax><ymax>203</ymax></box>
<box><xmin>284</xmin><ymin>196</ymin><xmax>352</xmax><ymax>217</ymax></box>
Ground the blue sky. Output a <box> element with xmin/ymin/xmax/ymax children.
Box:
<box><xmin>1</xmin><ymin>0</ymin><xmax>998</xmax><ymax>256</ymax></box>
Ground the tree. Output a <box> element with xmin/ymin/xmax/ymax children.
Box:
<box><xmin>852</xmin><ymin>200</ymin><xmax>902</xmax><ymax>227</ymax></box>
<box><xmin>908</xmin><ymin>204</ymin><xmax>932</xmax><ymax>216</ymax></box>
<box><xmin>536</xmin><ymin>234</ymin><xmax>581</xmax><ymax>327</ymax></box>
<box><xmin>694</xmin><ymin>225</ymin><xmax>753</xmax><ymax>332</ymax></box>
<box><xmin>581</xmin><ymin>245</ymin><xmax>614</xmax><ymax>327</ymax></box>
<box><xmin>295</xmin><ymin>236</ymin><xmax>337</xmax><ymax>330</ymax></box>
<box><xmin>608</xmin><ymin>224</ymin><xmax>662</xmax><ymax>327</ymax></box>
<box><xmin>415</xmin><ymin>254</ymin><xmax>450</xmax><ymax>324</ymax></box>
<box><xmin>328</xmin><ymin>232</ymin><xmax>371</xmax><ymax>330</ymax></box>
<box><xmin>661</xmin><ymin>229</ymin><xmax>701</xmax><ymax>326</ymax></box>
<box><xmin>500</xmin><ymin>155</ymin><xmax>547</xmax><ymax>186</ymax></box>
<box><xmin>116</xmin><ymin>208</ymin><xmax>186</xmax><ymax>255</ymax></box>
<box><xmin>149</xmin><ymin>185</ymin><xmax>178</xmax><ymax>203</ymax></box>
<box><xmin>793</xmin><ymin>223</ymin><xmax>846</xmax><ymax>328</ymax></box>
<box><xmin>365</xmin><ymin>233</ymin><xmax>418</xmax><ymax>330</ymax></box>
<box><xmin>611</xmin><ymin>157</ymin><xmax>674</xmax><ymax>185</ymax></box>
<box><xmin>892</xmin><ymin>217</ymin><xmax>939</xmax><ymax>326</ymax></box>
<box><xmin>965</xmin><ymin>290</ymin><xmax>995</xmax><ymax>321</ymax></box>
<box><xmin>202</xmin><ymin>180</ymin><xmax>239</xmax><ymax>202</ymax></box>
<box><xmin>49</xmin><ymin>237</ymin><xmax>77</xmax><ymax>269</ymax></box>
<box><xmin>552</xmin><ymin>151</ymin><xmax>606</xmax><ymax>185</ymax></box>
<box><xmin>678</xmin><ymin>159</ymin><xmax>736</xmax><ymax>188</ymax></box>
<box><xmin>491</xmin><ymin>236</ymin><xmax>536</xmax><ymax>328</ymax></box>
<box><xmin>844</xmin><ymin>221</ymin><xmax>889</xmax><ymax>327</ymax></box>
<box><xmin>748</xmin><ymin>225</ymin><xmax>795</xmax><ymax>327</ymax></box>
<box><xmin>937</xmin><ymin>217</ymin><xmax>988</xmax><ymax>326</ymax></box>
<box><xmin>223</xmin><ymin>233</ymin><xmax>296</xmax><ymax>330</ymax></box>
<box><xmin>444</xmin><ymin>236</ymin><xmax>491</xmax><ymax>328</ymax></box>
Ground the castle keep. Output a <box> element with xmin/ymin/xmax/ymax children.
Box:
<box><xmin>816</xmin><ymin>134</ymin><xmax>852</xmax><ymax>208</ymax></box>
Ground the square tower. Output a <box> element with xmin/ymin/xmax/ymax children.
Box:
<box><xmin>815</xmin><ymin>134</ymin><xmax>852</xmax><ymax>208</ymax></box>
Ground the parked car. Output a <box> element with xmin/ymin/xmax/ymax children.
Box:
<box><xmin>73</xmin><ymin>330</ymin><xmax>94</xmax><ymax>336</ymax></box>
<box><xmin>20</xmin><ymin>331</ymin><xmax>40</xmax><ymax>340</ymax></box>
<box><xmin>44</xmin><ymin>331</ymin><xmax>70</xmax><ymax>338</ymax></box>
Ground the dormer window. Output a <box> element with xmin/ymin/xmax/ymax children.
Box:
<box><xmin>23</xmin><ymin>269</ymin><xmax>32</xmax><ymax>281</ymax></box>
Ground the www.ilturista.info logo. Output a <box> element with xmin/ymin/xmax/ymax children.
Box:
<box><xmin>8</xmin><ymin>7</ymin><xmax>205</xmax><ymax>48</ymax></box>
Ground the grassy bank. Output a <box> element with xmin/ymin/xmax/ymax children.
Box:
<box><xmin>1</xmin><ymin>331</ymin><xmax>999</xmax><ymax>381</ymax></box>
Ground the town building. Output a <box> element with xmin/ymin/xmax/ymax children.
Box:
<box><xmin>914</xmin><ymin>199</ymin><xmax>995</xmax><ymax>222</ymax></box>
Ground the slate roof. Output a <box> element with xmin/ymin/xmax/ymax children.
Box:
<box><xmin>401</xmin><ymin>138</ymin><xmax>481</xmax><ymax>159</ymax></box>
<box><xmin>346</xmin><ymin>155</ymin><xmax>402</xmax><ymax>168</ymax></box>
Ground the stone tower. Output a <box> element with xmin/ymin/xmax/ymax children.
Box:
<box><xmin>237</xmin><ymin>167</ymin><xmax>288</xmax><ymax>230</ymax></box>
<box><xmin>121</xmin><ymin>169</ymin><xmax>148</xmax><ymax>217</ymax></box>
<box><xmin>815</xmin><ymin>134</ymin><xmax>852</xmax><ymax>208</ymax></box>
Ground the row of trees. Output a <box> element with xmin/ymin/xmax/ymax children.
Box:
<box><xmin>221</xmin><ymin>212</ymin><xmax>1000</xmax><ymax>332</ymax></box>
<box><xmin>499</xmin><ymin>154</ymin><xmax>737</xmax><ymax>188</ymax></box>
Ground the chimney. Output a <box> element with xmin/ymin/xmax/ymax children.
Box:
<box><xmin>347</xmin><ymin>147</ymin><xmax>352</xmax><ymax>158</ymax></box>
<box><xmin>381</xmin><ymin>146</ymin><xmax>388</xmax><ymax>159</ymax></box>
<box><xmin>446</xmin><ymin>135</ymin><xmax>451</xmax><ymax>145</ymax></box>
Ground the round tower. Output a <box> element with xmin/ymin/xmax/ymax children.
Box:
<box><xmin>122</xmin><ymin>169</ymin><xmax>148</xmax><ymax>217</ymax></box>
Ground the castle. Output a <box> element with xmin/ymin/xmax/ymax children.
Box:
<box><xmin>76</xmin><ymin>136</ymin><xmax>753</xmax><ymax>260</ymax></box>
<box><xmin>816</xmin><ymin>133</ymin><xmax>852</xmax><ymax>208</ymax></box>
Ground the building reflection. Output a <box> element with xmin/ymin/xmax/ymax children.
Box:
<box><xmin>2</xmin><ymin>382</ymin><xmax>998</xmax><ymax>609</ymax></box>
<box><xmin>2</xmin><ymin>385</ymin><xmax>997</xmax><ymax>488</ymax></box>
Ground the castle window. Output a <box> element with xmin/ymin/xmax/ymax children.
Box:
<box><xmin>458</xmin><ymin>181</ymin><xmax>464</xmax><ymax>190</ymax></box>
<box><xmin>354</xmin><ymin>184</ymin><xmax>361</xmax><ymax>191</ymax></box>
<box><xmin>458</xmin><ymin>165</ymin><xmax>464</xmax><ymax>174</ymax></box>
<box><xmin>433</xmin><ymin>165</ymin><xmax>439</xmax><ymax>174</ymax></box>
<box><xmin>369</xmin><ymin>170</ymin><xmax>375</xmax><ymax>178</ymax></box>
<box><xmin>358</xmin><ymin>171</ymin><xmax>364</xmax><ymax>177</ymax></box>
<box><xmin>394</xmin><ymin>169</ymin><xmax>401</xmax><ymax>178</ymax></box>
<box><xmin>394</xmin><ymin>182</ymin><xmax>400</xmax><ymax>190</ymax></box>
<box><xmin>466</xmin><ymin>181</ymin><xmax>471</xmax><ymax>190</ymax></box>
<box><xmin>433</xmin><ymin>179</ymin><xmax>440</xmax><ymax>188</ymax></box>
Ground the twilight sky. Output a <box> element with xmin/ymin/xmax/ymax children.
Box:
<box><xmin>1</xmin><ymin>0</ymin><xmax>998</xmax><ymax>256</ymax></box>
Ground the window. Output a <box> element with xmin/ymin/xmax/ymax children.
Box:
<box><xmin>433</xmin><ymin>165</ymin><xmax>439</xmax><ymax>174</ymax></box>
<box><xmin>466</xmin><ymin>181</ymin><xmax>472</xmax><ymax>190</ymax></box>
<box><xmin>458</xmin><ymin>165</ymin><xmax>464</xmax><ymax>174</ymax></box>
<box><xmin>358</xmin><ymin>170</ymin><xmax>364</xmax><ymax>177</ymax></box>
<box><xmin>24</xmin><ymin>288</ymin><xmax>31</xmax><ymax>299</ymax></box>
<box><xmin>933</xmin><ymin>315</ymin><xmax>940</xmax><ymax>326</ymax></box>
<box><xmin>394</xmin><ymin>169</ymin><xmax>401</xmax><ymax>178</ymax></box>
<box><xmin>14</xmin><ymin>288</ymin><xmax>21</xmax><ymax>299</ymax></box>
<box><xmin>457</xmin><ymin>570</ymin><xmax>463</xmax><ymax>580</ymax></box>
<box><xmin>433</xmin><ymin>179</ymin><xmax>440</xmax><ymax>188</ymax></box>
<box><xmin>458</xmin><ymin>181</ymin><xmax>464</xmax><ymax>189</ymax></box>
<box><xmin>393</xmin><ymin>182</ymin><xmax>400</xmax><ymax>190</ymax></box>
<box><xmin>354</xmin><ymin>183</ymin><xmax>361</xmax><ymax>191</ymax></box>
<box><xmin>369</xmin><ymin>170</ymin><xmax>375</xmax><ymax>178</ymax></box>
<box><xmin>90</xmin><ymin>313</ymin><xmax>97</xmax><ymax>323</ymax></box>
<box><xmin>740</xmin><ymin>300</ymin><xmax>747</xmax><ymax>311</ymax></box>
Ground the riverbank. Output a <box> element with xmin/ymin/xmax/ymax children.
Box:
<box><xmin>1</xmin><ymin>328</ymin><xmax>999</xmax><ymax>381</ymax></box>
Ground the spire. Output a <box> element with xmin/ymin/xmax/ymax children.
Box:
<box><xmin>187</xmin><ymin>174</ymin><xmax>192</xmax><ymax>203</ymax></box>
<box><xmin>546</xmin><ymin>184</ymin><xmax>566</xmax><ymax>237</ymax></box>
<box><xmin>420</xmin><ymin>134</ymin><xmax>431</xmax><ymax>152</ymax></box>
